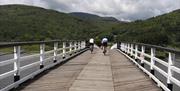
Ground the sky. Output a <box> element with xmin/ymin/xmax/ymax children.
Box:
<box><xmin>0</xmin><ymin>0</ymin><xmax>180</xmax><ymax>21</ymax></box>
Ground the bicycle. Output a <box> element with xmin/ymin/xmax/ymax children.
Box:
<box><xmin>89</xmin><ymin>43</ymin><xmax>94</xmax><ymax>53</ymax></box>
<box><xmin>102</xmin><ymin>46</ymin><xmax>107</xmax><ymax>55</ymax></box>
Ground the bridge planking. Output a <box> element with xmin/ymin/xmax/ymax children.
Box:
<box><xmin>14</xmin><ymin>50</ymin><xmax>95</xmax><ymax>91</ymax></box>
<box><xmin>13</xmin><ymin>48</ymin><xmax>161</xmax><ymax>91</ymax></box>
<box><xmin>110</xmin><ymin>50</ymin><xmax>161</xmax><ymax>91</ymax></box>
<box><xmin>69</xmin><ymin>49</ymin><xmax>114</xmax><ymax>91</ymax></box>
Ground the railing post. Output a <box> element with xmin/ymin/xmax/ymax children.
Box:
<box><xmin>63</xmin><ymin>42</ymin><xmax>66</xmax><ymax>59</ymax></box>
<box><xmin>76</xmin><ymin>41</ymin><xmax>79</xmax><ymax>51</ymax></box>
<box><xmin>81</xmin><ymin>41</ymin><xmax>86</xmax><ymax>49</ymax></box>
<box><xmin>118</xmin><ymin>42</ymin><xmax>121</xmax><ymax>50</ymax></box>
<box><xmin>69</xmin><ymin>42</ymin><xmax>72</xmax><ymax>55</ymax></box>
<box><xmin>117</xmin><ymin>42</ymin><xmax>123</xmax><ymax>51</ymax></box>
<box><xmin>126</xmin><ymin>44</ymin><xmax>127</xmax><ymax>51</ymax></box>
<box><xmin>127</xmin><ymin>43</ymin><xmax>130</xmax><ymax>54</ymax></box>
<box><xmin>135</xmin><ymin>45</ymin><xmax>138</xmax><ymax>61</ymax></box>
<box><xmin>167</xmin><ymin>52</ymin><xmax>175</xmax><ymax>91</ymax></box>
<box><xmin>140</xmin><ymin>46</ymin><xmax>145</xmax><ymax>67</ymax></box>
<box><xmin>125</xmin><ymin>43</ymin><xmax>128</xmax><ymax>53</ymax></box>
<box><xmin>150</xmin><ymin>48</ymin><xmax>155</xmax><ymax>75</ymax></box>
<box><xmin>74</xmin><ymin>41</ymin><xmax>77</xmax><ymax>53</ymax></box>
<box><xmin>14</xmin><ymin>46</ymin><xmax>21</xmax><ymax>82</ymax></box>
<box><xmin>125</xmin><ymin>43</ymin><xmax>127</xmax><ymax>53</ymax></box>
<box><xmin>123</xmin><ymin>43</ymin><xmax>125</xmax><ymax>52</ymax></box>
<box><xmin>78</xmin><ymin>41</ymin><xmax>81</xmax><ymax>51</ymax></box>
<box><xmin>124</xmin><ymin>43</ymin><xmax>125</xmax><ymax>52</ymax></box>
<box><xmin>83</xmin><ymin>41</ymin><xmax>86</xmax><ymax>49</ymax></box>
<box><xmin>40</xmin><ymin>44</ymin><xmax>45</xmax><ymax>69</ymax></box>
<box><xmin>117</xmin><ymin>42</ymin><xmax>120</xmax><ymax>49</ymax></box>
<box><xmin>81</xmin><ymin>41</ymin><xmax>84</xmax><ymax>49</ymax></box>
<box><xmin>123</xmin><ymin>43</ymin><xmax>125</xmax><ymax>51</ymax></box>
<box><xmin>53</xmin><ymin>42</ymin><xmax>58</xmax><ymax>63</ymax></box>
<box><xmin>80</xmin><ymin>41</ymin><xmax>83</xmax><ymax>49</ymax></box>
<box><xmin>79</xmin><ymin>41</ymin><xmax>82</xmax><ymax>50</ymax></box>
<box><xmin>130</xmin><ymin>44</ymin><xmax>133</xmax><ymax>57</ymax></box>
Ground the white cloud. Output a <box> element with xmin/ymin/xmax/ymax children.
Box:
<box><xmin>0</xmin><ymin>0</ymin><xmax>180</xmax><ymax>21</ymax></box>
<box><xmin>0</xmin><ymin>0</ymin><xmax>49</xmax><ymax>8</ymax></box>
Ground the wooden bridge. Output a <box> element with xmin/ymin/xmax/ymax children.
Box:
<box><xmin>0</xmin><ymin>40</ymin><xmax>180</xmax><ymax>91</ymax></box>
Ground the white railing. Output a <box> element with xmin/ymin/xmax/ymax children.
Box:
<box><xmin>118</xmin><ymin>42</ymin><xmax>180</xmax><ymax>91</ymax></box>
<box><xmin>0</xmin><ymin>40</ymin><xmax>86</xmax><ymax>91</ymax></box>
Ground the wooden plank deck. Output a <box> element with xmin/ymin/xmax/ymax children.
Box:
<box><xmin>15</xmin><ymin>50</ymin><xmax>96</xmax><ymax>91</ymax></box>
<box><xmin>110</xmin><ymin>50</ymin><xmax>161</xmax><ymax>91</ymax></box>
<box><xmin>14</xmin><ymin>48</ymin><xmax>161</xmax><ymax>91</ymax></box>
<box><xmin>69</xmin><ymin>49</ymin><xmax>114</xmax><ymax>91</ymax></box>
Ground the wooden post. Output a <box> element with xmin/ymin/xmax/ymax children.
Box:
<box><xmin>130</xmin><ymin>44</ymin><xmax>133</xmax><ymax>57</ymax></box>
<box><xmin>40</xmin><ymin>44</ymin><xmax>45</xmax><ymax>69</ymax></box>
<box><xmin>69</xmin><ymin>42</ymin><xmax>72</xmax><ymax>55</ymax></box>
<box><xmin>167</xmin><ymin>52</ymin><xmax>175</xmax><ymax>91</ymax></box>
<box><xmin>74</xmin><ymin>41</ymin><xmax>77</xmax><ymax>53</ymax></box>
<box><xmin>63</xmin><ymin>42</ymin><xmax>66</xmax><ymax>59</ymax></box>
<box><xmin>135</xmin><ymin>45</ymin><xmax>138</xmax><ymax>61</ymax></box>
<box><xmin>150</xmin><ymin>48</ymin><xmax>155</xmax><ymax>75</ymax></box>
<box><xmin>14</xmin><ymin>46</ymin><xmax>21</xmax><ymax>82</ymax></box>
<box><xmin>140</xmin><ymin>46</ymin><xmax>145</xmax><ymax>67</ymax></box>
<box><xmin>53</xmin><ymin>42</ymin><xmax>58</xmax><ymax>63</ymax></box>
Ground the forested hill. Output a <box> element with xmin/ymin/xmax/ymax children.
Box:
<box><xmin>115</xmin><ymin>9</ymin><xmax>180</xmax><ymax>47</ymax></box>
<box><xmin>0</xmin><ymin>5</ymin><xmax>101</xmax><ymax>41</ymax></box>
<box><xmin>69</xmin><ymin>12</ymin><xmax>119</xmax><ymax>22</ymax></box>
<box><xmin>0</xmin><ymin>4</ymin><xmax>180</xmax><ymax>48</ymax></box>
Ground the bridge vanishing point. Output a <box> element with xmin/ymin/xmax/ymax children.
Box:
<box><xmin>0</xmin><ymin>40</ymin><xmax>180</xmax><ymax>91</ymax></box>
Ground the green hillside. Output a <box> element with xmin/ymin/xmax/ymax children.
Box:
<box><xmin>0</xmin><ymin>5</ymin><xmax>101</xmax><ymax>41</ymax></box>
<box><xmin>69</xmin><ymin>12</ymin><xmax>119</xmax><ymax>22</ymax></box>
<box><xmin>0</xmin><ymin>4</ymin><xmax>180</xmax><ymax>48</ymax></box>
<box><xmin>113</xmin><ymin>10</ymin><xmax>180</xmax><ymax>47</ymax></box>
<box><xmin>69</xmin><ymin>12</ymin><xmax>120</xmax><ymax>42</ymax></box>
<box><xmin>69</xmin><ymin>9</ymin><xmax>180</xmax><ymax>48</ymax></box>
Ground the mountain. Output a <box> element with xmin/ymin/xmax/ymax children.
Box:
<box><xmin>0</xmin><ymin>5</ymin><xmax>101</xmax><ymax>41</ymax></box>
<box><xmin>0</xmin><ymin>4</ymin><xmax>180</xmax><ymax>48</ymax></box>
<box><xmin>69</xmin><ymin>12</ymin><xmax>119</xmax><ymax>22</ymax></box>
<box><xmin>114</xmin><ymin>9</ymin><xmax>180</xmax><ymax>47</ymax></box>
<box><xmin>69</xmin><ymin>10</ymin><xmax>180</xmax><ymax>48</ymax></box>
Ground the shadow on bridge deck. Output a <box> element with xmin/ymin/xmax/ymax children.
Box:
<box><xmin>13</xmin><ymin>48</ymin><xmax>161</xmax><ymax>91</ymax></box>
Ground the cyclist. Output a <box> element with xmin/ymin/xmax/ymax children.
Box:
<box><xmin>89</xmin><ymin>38</ymin><xmax>94</xmax><ymax>53</ymax></box>
<box><xmin>101</xmin><ymin>37</ymin><xmax>108</xmax><ymax>55</ymax></box>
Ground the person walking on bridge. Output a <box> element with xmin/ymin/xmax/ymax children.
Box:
<box><xmin>89</xmin><ymin>38</ymin><xmax>94</xmax><ymax>53</ymax></box>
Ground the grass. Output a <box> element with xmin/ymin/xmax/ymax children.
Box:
<box><xmin>0</xmin><ymin>47</ymin><xmax>13</xmax><ymax>55</ymax></box>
